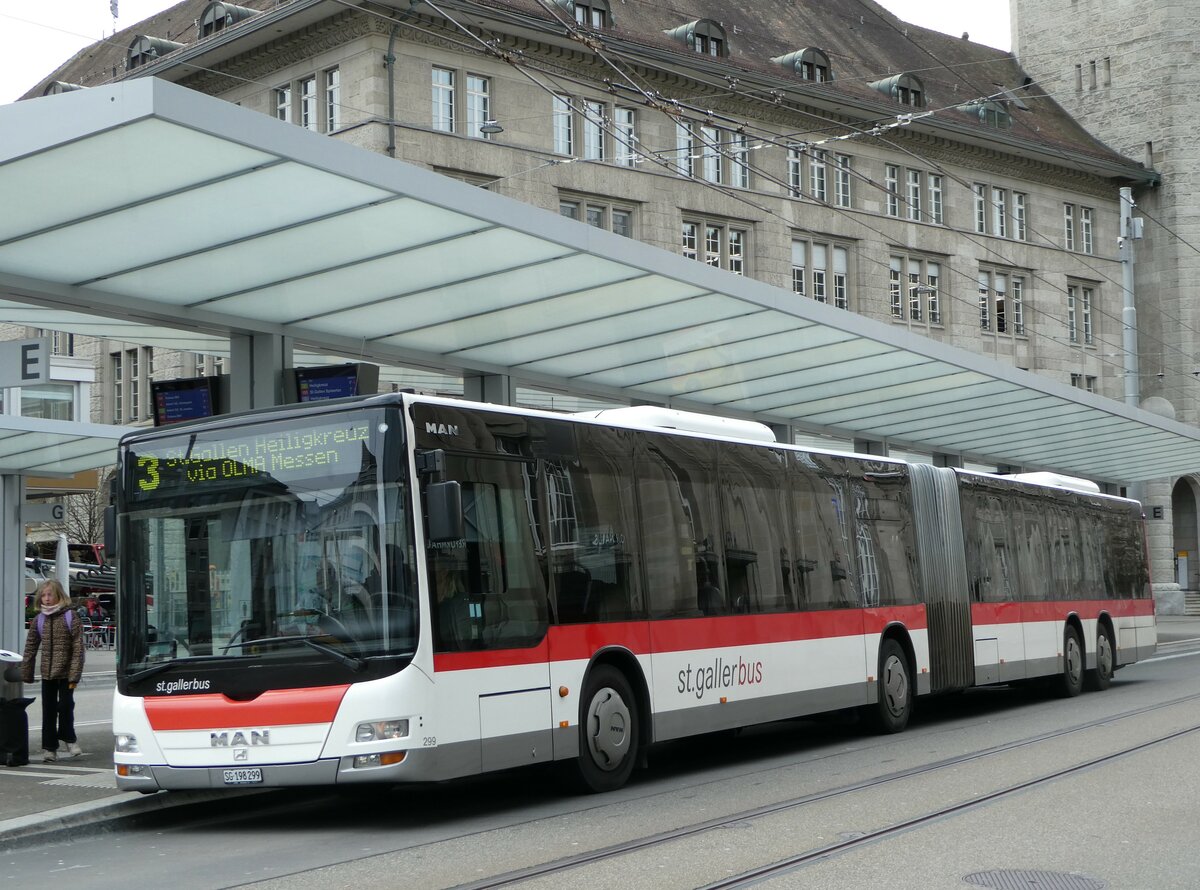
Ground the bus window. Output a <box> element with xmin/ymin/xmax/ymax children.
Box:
<box><xmin>1016</xmin><ymin>502</ymin><xmax>1051</xmax><ymax>602</ymax></box>
<box><xmin>850</xmin><ymin>468</ymin><xmax>916</xmax><ymax>607</ymax></box>
<box><xmin>963</xmin><ymin>492</ymin><xmax>1016</xmax><ymax>603</ymax></box>
<box><xmin>791</xmin><ymin>454</ymin><xmax>857</xmax><ymax>610</ymax></box>
<box><xmin>548</xmin><ymin>425</ymin><xmax>641</xmax><ymax>623</ymax></box>
<box><xmin>429</xmin><ymin>456</ymin><xmax>548</xmax><ymax>651</ymax></box>
<box><xmin>718</xmin><ymin>443</ymin><xmax>793</xmax><ymax>613</ymax></box>
<box><xmin>1047</xmin><ymin>506</ymin><xmax>1082</xmax><ymax>601</ymax></box>
<box><xmin>639</xmin><ymin>435</ymin><xmax>722</xmax><ymax>618</ymax></box>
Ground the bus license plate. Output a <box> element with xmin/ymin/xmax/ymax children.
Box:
<box><xmin>223</xmin><ymin>768</ymin><xmax>262</xmax><ymax>785</ymax></box>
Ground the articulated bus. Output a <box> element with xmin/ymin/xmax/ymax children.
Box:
<box><xmin>112</xmin><ymin>394</ymin><xmax>1155</xmax><ymax>793</ymax></box>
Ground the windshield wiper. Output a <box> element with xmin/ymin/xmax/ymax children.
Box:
<box><xmin>125</xmin><ymin>660</ymin><xmax>178</xmax><ymax>685</ymax></box>
<box><xmin>221</xmin><ymin>635</ymin><xmax>368</xmax><ymax>672</ymax></box>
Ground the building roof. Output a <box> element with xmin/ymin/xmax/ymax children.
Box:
<box><xmin>0</xmin><ymin>79</ymin><xmax>1194</xmax><ymax>483</ymax></box>
<box><xmin>22</xmin><ymin>0</ymin><xmax>1152</xmax><ymax>182</ymax></box>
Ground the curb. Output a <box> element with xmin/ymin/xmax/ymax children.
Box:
<box><xmin>0</xmin><ymin>786</ymin><xmax>270</xmax><ymax>849</ymax></box>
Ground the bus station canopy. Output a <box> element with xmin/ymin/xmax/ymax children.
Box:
<box><xmin>0</xmin><ymin>416</ymin><xmax>131</xmax><ymax>476</ymax></box>
<box><xmin>1</xmin><ymin>78</ymin><xmax>1198</xmax><ymax>484</ymax></box>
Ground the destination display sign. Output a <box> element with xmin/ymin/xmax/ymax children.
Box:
<box><xmin>129</xmin><ymin>416</ymin><xmax>375</xmax><ymax>501</ymax></box>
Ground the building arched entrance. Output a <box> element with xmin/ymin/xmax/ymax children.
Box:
<box><xmin>1171</xmin><ymin>477</ymin><xmax>1200</xmax><ymax>590</ymax></box>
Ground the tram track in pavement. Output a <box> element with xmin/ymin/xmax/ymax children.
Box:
<box><xmin>450</xmin><ymin>690</ymin><xmax>1200</xmax><ymax>890</ymax></box>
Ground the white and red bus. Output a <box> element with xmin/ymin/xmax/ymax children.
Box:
<box><xmin>111</xmin><ymin>394</ymin><xmax>1155</xmax><ymax>792</ymax></box>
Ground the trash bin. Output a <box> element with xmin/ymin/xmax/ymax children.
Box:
<box><xmin>0</xmin><ymin>649</ymin><xmax>32</xmax><ymax>768</ymax></box>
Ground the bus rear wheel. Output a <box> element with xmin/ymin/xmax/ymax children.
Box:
<box><xmin>1086</xmin><ymin>624</ymin><xmax>1114</xmax><ymax>691</ymax></box>
<box><xmin>574</xmin><ymin>665</ymin><xmax>638</xmax><ymax>793</ymax></box>
<box><xmin>1057</xmin><ymin>626</ymin><xmax>1085</xmax><ymax>697</ymax></box>
<box><xmin>864</xmin><ymin>639</ymin><xmax>912</xmax><ymax>733</ymax></box>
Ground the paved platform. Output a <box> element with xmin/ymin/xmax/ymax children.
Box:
<box><xmin>1</xmin><ymin>616</ymin><xmax>1199</xmax><ymax>848</ymax></box>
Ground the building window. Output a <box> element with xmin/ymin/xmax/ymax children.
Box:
<box><xmin>973</xmin><ymin>183</ymin><xmax>987</xmax><ymax>233</ymax></box>
<box><xmin>581</xmin><ymin>100</ymin><xmax>605</xmax><ymax>160</ymax></box>
<box><xmin>325</xmin><ymin>68</ymin><xmax>340</xmax><ymax>132</ymax></box>
<box><xmin>1067</xmin><ymin>283</ymin><xmax>1095</xmax><ymax>345</ymax></box>
<box><xmin>1064</xmin><ymin>204</ymin><xmax>1076</xmax><ymax>251</ymax></box>
<box><xmin>885</xmin><ymin>164</ymin><xmax>900</xmax><ymax>217</ymax></box>
<box><xmin>991</xmin><ymin>188</ymin><xmax>1008</xmax><ymax>238</ymax></box>
<box><xmin>614</xmin><ymin>107</ymin><xmax>637</xmax><ymax>166</ymax></box>
<box><xmin>700</xmin><ymin>125</ymin><xmax>722</xmax><ymax>183</ymax></box>
<box><xmin>928</xmin><ymin>174</ymin><xmax>943</xmax><ymax>224</ymax></box>
<box><xmin>788</xmin><ymin>146</ymin><xmax>804</xmax><ymax>198</ymax></box>
<box><xmin>1071</xmin><ymin>373</ymin><xmax>1097</xmax><ymax>393</ymax></box>
<box><xmin>111</xmin><ymin>352</ymin><xmax>122</xmax><ymax>423</ymax></box>
<box><xmin>810</xmin><ymin>150</ymin><xmax>827</xmax><ymax>202</ymax></box>
<box><xmin>1013</xmin><ymin>192</ymin><xmax>1027</xmax><ymax>241</ymax></box>
<box><xmin>299</xmin><ymin>76</ymin><xmax>317</xmax><ymax>131</ymax></box>
<box><xmin>1080</xmin><ymin>207</ymin><xmax>1094</xmax><ymax>254</ymax></box>
<box><xmin>467</xmin><ymin>75</ymin><xmax>491</xmax><ymax>139</ymax></box>
<box><xmin>129</xmin><ymin>348</ymin><xmax>141</xmax><ymax>421</ymax></box>
<box><xmin>554</xmin><ymin>95</ymin><xmax>575</xmax><ymax>155</ymax></box>
<box><xmin>274</xmin><ymin>84</ymin><xmax>291</xmax><ymax>122</ymax></box>
<box><xmin>906</xmin><ymin>169</ymin><xmax>922</xmax><ymax>221</ymax></box>
<box><xmin>675</xmin><ymin>122</ymin><xmax>694</xmax><ymax>176</ymax></box>
<box><xmin>794</xmin><ymin>238</ymin><xmax>851</xmax><ymax>309</ymax></box>
<box><xmin>683</xmin><ymin>219</ymin><xmax>747</xmax><ymax>274</ymax></box>
<box><xmin>432</xmin><ymin>67</ymin><xmax>455</xmax><ymax>133</ymax></box>
<box><xmin>834</xmin><ymin>155</ymin><xmax>852</xmax><ymax>208</ymax></box>
<box><xmin>560</xmin><ymin>195</ymin><xmax>635</xmax><ymax>237</ymax></box>
<box><xmin>890</xmin><ymin>254</ymin><xmax>941</xmax><ymax>325</ymax></box>
<box><xmin>51</xmin><ymin>331</ymin><xmax>74</xmax><ymax>356</ymax></box>
<box><xmin>978</xmin><ymin>269</ymin><xmax>1025</xmax><ymax>335</ymax></box>
<box><xmin>731</xmin><ymin>132</ymin><xmax>750</xmax><ymax>189</ymax></box>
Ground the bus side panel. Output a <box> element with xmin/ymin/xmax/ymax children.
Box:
<box><xmin>970</xmin><ymin>602</ymin><xmax>1027</xmax><ymax>685</ymax></box>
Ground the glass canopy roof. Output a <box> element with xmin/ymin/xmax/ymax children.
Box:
<box><xmin>1</xmin><ymin>78</ymin><xmax>1197</xmax><ymax>483</ymax></box>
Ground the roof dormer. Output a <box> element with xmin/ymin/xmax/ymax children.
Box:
<box><xmin>42</xmin><ymin>82</ymin><xmax>84</xmax><ymax>96</ymax></box>
<box><xmin>870</xmin><ymin>73</ymin><xmax>925</xmax><ymax>107</ymax></box>
<box><xmin>959</xmin><ymin>99</ymin><xmax>1012</xmax><ymax>128</ymax></box>
<box><xmin>554</xmin><ymin>0</ymin><xmax>613</xmax><ymax>28</ymax></box>
<box><xmin>199</xmin><ymin>2</ymin><xmax>259</xmax><ymax>39</ymax></box>
<box><xmin>664</xmin><ymin>19</ymin><xmax>729</xmax><ymax>58</ymax></box>
<box><xmin>773</xmin><ymin>48</ymin><xmax>833</xmax><ymax>82</ymax></box>
<box><xmin>127</xmin><ymin>35</ymin><xmax>185</xmax><ymax>71</ymax></box>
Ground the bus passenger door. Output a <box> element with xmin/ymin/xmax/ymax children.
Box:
<box><xmin>425</xmin><ymin>451</ymin><xmax>553</xmax><ymax>774</ymax></box>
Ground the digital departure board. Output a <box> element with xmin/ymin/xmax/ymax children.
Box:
<box><xmin>151</xmin><ymin>377</ymin><xmax>219</xmax><ymax>426</ymax></box>
<box><xmin>129</xmin><ymin>415</ymin><xmax>376</xmax><ymax>501</ymax></box>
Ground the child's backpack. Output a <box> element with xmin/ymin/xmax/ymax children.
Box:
<box><xmin>34</xmin><ymin>610</ymin><xmax>74</xmax><ymax>637</ymax></box>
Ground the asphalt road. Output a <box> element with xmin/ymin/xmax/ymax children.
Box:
<box><xmin>3</xmin><ymin>645</ymin><xmax>1199</xmax><ymax>889</ymax></box>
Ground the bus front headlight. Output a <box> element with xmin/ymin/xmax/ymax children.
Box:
<box><xmin>355</xmin><ymin>720</ymin><xmax>409</xmax><ymax>743</ymax></box>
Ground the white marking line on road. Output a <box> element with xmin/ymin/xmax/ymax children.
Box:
<box><xmin>1157</xmin><ymin>637</ymin><xmax>1200</xmax><ymax>648</ymax></box>
<box><xmin>1135</xmin><ymin>649</ymin><xmax>1200</xmax><ymax>665</ymax></box>
<box><xmin>75</xmin><ymin>719</ymin><xmax>112</xmax><ymax>727</ymax></box>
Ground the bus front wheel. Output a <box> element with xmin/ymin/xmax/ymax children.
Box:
<box><xmin>574</xmin><ymin>665</ymin><xmax>638</xmax><ymax>793</ymax></box>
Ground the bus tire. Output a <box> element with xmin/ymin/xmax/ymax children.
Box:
<box><xmin>864</xmin><ymin>639</ymin><xmax>912</xmax><ymax>733</ymax></box>
<box><xmin>574</xmin><ymin>665</ymin><xmax>638</xmax><ymax>793</ymax></box>
<box><xmin>1057</xmin><ymin>626</ymin><xmax>1085</xmax><ymax>698</ymax></box>
<box><xmin>1086</xmin><ymin>624</ymin><xmax>1115</xmax><ymax>692</ymax></box>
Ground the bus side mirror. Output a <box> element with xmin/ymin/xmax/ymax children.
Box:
<box><xmin>103</xmin><ymin>505</ymin><xmax>118</xmax><ymax>559</ymax></box>
<box><xmin>427</xmin><ymin>481</ymin><xmax>464</xmax><ymax>543</ymax></box>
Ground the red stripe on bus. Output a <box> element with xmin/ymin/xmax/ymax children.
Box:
<box><xmin>972</xmin><ymin>599</ymin><xmax>1155</xmax><ymax>625</ymax></box>
<box><xmin>145</xmin><ymin>685</ymin><xmax>350</xmax><ymax>730</ymax></box>
<box><xmin>433</xmin><ymin>607</ymin><xmax>928</xmax><ymax>671</ymax></box>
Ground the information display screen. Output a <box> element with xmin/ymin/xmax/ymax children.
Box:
<box><xmin>127</xmin><ymin>412</ymin><xmax>379</xmax><ymax>503</ymax></box>
<box><xmin>296</xmin><ymin>365</ymin><xmax>359</xmax><ymax>402</ymax></box>
<box><xmin>151</xmin><ymin>378</ymin><xmax>217</xmax><ymax>426</ymax></box>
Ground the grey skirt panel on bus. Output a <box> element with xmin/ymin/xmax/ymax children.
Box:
<box><xmin>909</xmin><ymin>464</ymin><xmax>974</xmax><ymax>692</ymax></box>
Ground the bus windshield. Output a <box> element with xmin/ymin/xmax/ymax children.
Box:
<box><xmin>119</xmin><ymin>407</ymin><xmax>416</xmax><ymax>676</ymax></box>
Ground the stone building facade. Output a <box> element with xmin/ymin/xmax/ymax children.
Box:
<box><xmin>15</xmin><ymin>0</ymin><xmax>1182</xmax><ymax>604</ymax></box>
<box><xmin>1014</xmin><ymin>0</ymin><xmax>1199</xmax><ymax>610</ymax></box>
